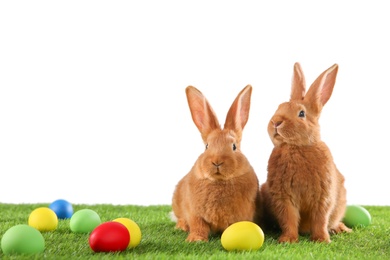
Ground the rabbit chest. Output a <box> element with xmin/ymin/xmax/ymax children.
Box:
<box><xmin>268</xmin><ymin>144</ymin><xmax>335</xmax><ymax>206</ymax></box>
<box><xmin>190</xmin><ymin>174</ymin><xmax>258</xmax><ymax>230</ymax></box>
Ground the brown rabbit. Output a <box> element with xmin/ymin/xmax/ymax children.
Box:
<box><xmin>260</xmin><ymin>63</ymin><xmax>352</xmax><ymax>243</ymax></box>
<box><xmin>171</xmin><ymin>85</ymin><xmax>261</xmax><ymax>242</ymax></box>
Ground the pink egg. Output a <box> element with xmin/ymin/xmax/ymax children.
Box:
<box><xmin>89</xmin><ymin>222</ymin><xmax>130</xmax><ymax>252</ymax></box>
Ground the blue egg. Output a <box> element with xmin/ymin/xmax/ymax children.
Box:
<box><xmin>49</xmin><ymin>199</ymin><xmax>73</xmax><ymax>219</ymax></box>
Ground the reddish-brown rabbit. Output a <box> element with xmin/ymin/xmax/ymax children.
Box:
<box><xmin>171</xmin><ymin>85</ymin><xmax>260</xmax><ymax>242</ymax></box>
<box><xmin>260</xmin><ymin>63</ymin><xmax>352</xmax><ymax>243</ymax></box>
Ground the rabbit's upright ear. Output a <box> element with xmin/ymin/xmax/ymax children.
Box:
<box><xmin>224</xmin><ymin>85</ymin><xmax>252</xmax><ymax>142</ymax></box>
<box><xmin>186</xmin><ymin>86</ymin><xmax>220</xmax><ymax>141</ymax></box>
<box><xmin>305</xmin><ymin>64</ymin><xmax>338</xmax><ymax>112</ymax></box>
<box><xmin>290</xmin><ymin>62</ymin><xmax>306</xmax><ymax>101</ymax></box>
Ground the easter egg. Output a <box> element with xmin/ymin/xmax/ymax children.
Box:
<box><xmin>342</xmin><ymin>205</ymin><xmax>372</xmax><ymax>228</ymax></box>
<box><xmin>89</xmin><ymin>221</ymin><xmax>130</xmax><ymax>252</ymax></box>
<box><xmin>113</xmin><ymin>217</ymin><xmax>142</xmax><ymax>248</ymax></box>
<box><xmin>1</xmin><ymin>224</ymin><xmax>45</xmax><ymax>254</ymax></box>
<box><xmin>221</xmin><ymin>221</ymin><xmax>264</xmax><ymax>251</ymax></box>
<box><xmin>28</xmin><ymin>207</ymin><xmax>58</xmax><ymax>232</ymax></box>
<box><xmin>70</xmin><ymin>209</ymin><xmax>101</xmax><ymax>233</ymax></box>
<box><xmin>49</xmin><ymin>199</ymin><xmax>73</xmax><ymax>219</ymax></box>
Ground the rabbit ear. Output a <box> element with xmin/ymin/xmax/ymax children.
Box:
<box><xmin>290</xmin><ymin>62</ymin><xmax>306</xmax><ymax>101</ymax></box>
<box><xmin>224</xmin><ymin>85</ymin><xmax>252</xmax><ymax>141</ymax></box>
<box><xmin>186</xmin><ymin>86</ymin><xmax>220</xmax><ymax>141</ymax></box>
<box><xmin>304</xmin><ymin>64</ymin><xmax>338</xmax><ymax>112</ymax></box>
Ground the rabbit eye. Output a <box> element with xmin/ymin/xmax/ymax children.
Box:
<box><xmin>205</xmin><ymin>144</ymin><xmax>208</xmax><ymax>150</ymax></box>
<box><xmin>232</xmin><ymin>143</ymin><xmax>237</xmax><ymax>151</ymax></box>
<box><xmin>298</xmin><ymin>110</ymin><xmax>305</xmax><ymax>118</ymax></box>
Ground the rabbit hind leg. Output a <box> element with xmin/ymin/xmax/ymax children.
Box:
<box><xmin>175</xmin><ymin>218</ymin><xmax>189</xmax><ymax>232</ymax></box>
<box><xmin>330</xmin><ymin>222</ymin><xmax>352</xmax><ymax>234</ymax></box>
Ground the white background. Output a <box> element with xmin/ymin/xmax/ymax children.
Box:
<box><xmin>0</xmin><ymin>1</ymin><xmax>388</xmax><ymax>206</ymax></box>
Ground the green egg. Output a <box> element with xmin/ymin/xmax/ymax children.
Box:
<box><xmin>1</xmin><ymin>224</ymin><xmax>45</xmax><ymax>254</ymax></box>
<box><xmin>70</xmin><ymin>209</ymin><xmax>101</xmax><ymax>233</ymax></box>
<box><xmin>342</xmin><ymin>205</ymin><xmax>372</xmax><ymax>228</ymax></box>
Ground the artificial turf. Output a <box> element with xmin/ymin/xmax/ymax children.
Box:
<box><xmin>0</xmin><ymin>203</ymin><xmax>389</xmax><ymax>259</ymax></box>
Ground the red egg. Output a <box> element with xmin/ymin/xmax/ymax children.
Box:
<box><xmin>89</xmin><ymin>221</ymin><xmax>130</xmax><ymax>252</ymax></box>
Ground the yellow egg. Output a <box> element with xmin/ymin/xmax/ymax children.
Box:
<box><xmin>221</xmin><ymin>221</ymin><xmax>264</xmax><ymax>251</ymax></box>
<box><xmin>113</xmin><ymin>217</ymin><xmax>142</xmax><ymax>248</ymax></box>
<box><xmin>28</xmin><ymin>207</ymin><xmax>58</xmax><ymax>232</ymax></box>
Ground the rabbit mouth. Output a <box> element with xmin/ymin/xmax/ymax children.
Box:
<box><xmin>209</xmin><ymin>165</ymin><xmax>228</xmax><ymax>180</ymax></box>
<box><xmin>213</xmin><ymin>166</ymin><xmax>223</xmax><ymax>176</ymax></box>
<box><xmin>273</xmin><ymin>129</ymin><xmax>284</xmax><ymax>140</ymax></box>
<box><xmin>273</xmin><ymin>134</ymin><xmax>282</xmax><ymax>142</ymax></box>
<box><xmin>210</xmin><ymin>172</ymin><xmax>228</xmax><ymax>180</ymax></box>
<box><xmin>273</xmin><ymin>128</ymin><xmax>281</xmax><ymax>137</ymax></box>
<box><xmin>213</xmin><ymin>171</ymin><xmax>223</xmax><ymax>177</ymax></box>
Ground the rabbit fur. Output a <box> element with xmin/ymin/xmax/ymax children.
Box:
<box><xmin>260</xmin><ymin>63</ymin><xmax>352</xmax><ymax>243</ymax></box>
<box><xmin>171</xmin><ymin>85</ymin><xmax>261</xmax><ymax>242</ymax></box>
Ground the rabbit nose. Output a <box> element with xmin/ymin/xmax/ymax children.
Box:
<box><xmin>213</xmin><ymin>162</ymin><xmax>223</xmax><ymax>168</ymax></box>
<box><xmin>274</xmin><ymin>121</ymin><xmax>283</xmax><ymax>128</ymax></box>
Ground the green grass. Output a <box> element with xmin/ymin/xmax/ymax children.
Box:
<box><xmin>0</xmin><ymin>204</ymin><xmax>389</xmax><ymax>259</ymax></box>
